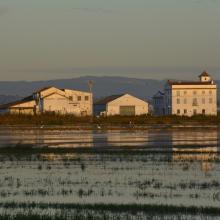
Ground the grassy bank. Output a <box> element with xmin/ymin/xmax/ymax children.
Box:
<box><xmin>94</xmin><ymin>114</ymin><xmax>220</xmax><ymax>125</ymax></box>
<box><xmin>0</xmin><ymin>113</ymin><xmax>91</xmax><ymax>125</ymax></box>
<box><xmin>0</xmin><ymin>113</ymin><xmax>220</xmax><ymax>125</ymax></box>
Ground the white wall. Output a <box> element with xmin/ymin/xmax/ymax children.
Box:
<box><xmin>9</xmin><ymin>100</ymin><xmax>36</xmax><ymax>115</ymax></box>
<box><xmin>42</xmin><ymin>89</ymin><xmax>92</xmax><ymax>116</ymax></box>
<box><xmin>3</xmin><ymin>87</ymin><xmax>93</xmax><ymax>116</ymax></box>
<box><xmin>168</xmin><ymin>84</ymin><xmax>217</xmax><ymax>116</ymax></box>
<box><xmin>106</xmin><ymin>94</ymin><xmax>148</xmax><ymax>116</ymax></box>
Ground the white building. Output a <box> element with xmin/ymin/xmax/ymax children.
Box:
<box><xmin>0</xmin><ymin>87</ymin><xmax>93</xmax><ymax>116</ymax></box>
<box><xmin>94</xmin><ymin>94</ymin><xmax>149</xmax><ymax>116</ymax></box>
<box><xmin>163</xmin><ymin>71</ymin><xmax>217</xmax><ymax>116</ymax></box>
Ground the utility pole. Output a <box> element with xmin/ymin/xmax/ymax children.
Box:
<box><xmin>88</xmin><ymin>80</ymin><xmax>94</xmax><ymax>122</ymax></box>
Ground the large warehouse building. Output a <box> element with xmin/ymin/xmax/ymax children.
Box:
<box><xmin>0</xmin><ymin>87</ymin><xmax>93</xmax><ymax>116</ymax></box>
<box><xmin>94</xmin><ymin>94</ymin><xmax>149</xmax><ymax>116</ymax></box>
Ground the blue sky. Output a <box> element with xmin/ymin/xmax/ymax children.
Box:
<box><xmin>0</xmin><ymin>0</ymin><xmax>220</xmax><ymax>81</ymax></box>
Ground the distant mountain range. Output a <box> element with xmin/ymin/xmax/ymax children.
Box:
<box><xmin>0</xmin><ymin>95</ymin><xmax>22</xmax><ymax>105</ymax></box>
<box><xmin>0</xmin><ymin>76</ymin><xmax>219</xmax><ymax>104</ymax></box>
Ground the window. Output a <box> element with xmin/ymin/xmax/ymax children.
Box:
<box><xmin>209</xmin><ymin>98</ymin><xmax>213</xmax><ymax>104</ymax></box>
<box><xmin>177</xmin><ymin>91</ymin><xmax>180</xmax><ymax>96</ymax></box>
<box><xmin>69</xmin><ymin>96</ymin><xmax>73</xmax><ymax>101</ymax></box>
<box><xmin>202</xmin><ymin>98</ymin><xmax>205</xmax><ymax>104</ymax></box>
<box><xmin>77</xmin><ymin>96</ymin><xmax>81</xmax><ymax>101</ymax></box>
<box><xmin>193</xmin><ymin>91</ymin><xmax>197</xmax><ymax>95</ymax></box>
<box><xmin>184</xmin><ymin>99</ymin><xmax>187</xmax><ymax>104</ymax></box>
<box><xmin>184</xmin><ymin>91</ymin><xmax>187</xmax><ymax>95</ymax></box>
<box><xmin>184</xmin><ymin>109</ymin><xmax>187</xmax><ymax>114</ymax></box>
<box><xmin>209</xmin><ymin>90</ymin><xmax>212</xmax><ymax>95</ymax></box>
<box><xmin>177</xmin><ymin>109</ymin><xmax>180</xmax><ymax>115</ymax></box>
<box><xmin>177</xmin><ymin>98</ymin><xmax>180</xmax><ymax>104</ymax></box>
<box><xmin>192</xmin><ymin>98</ymin><xmax>198</xmax><ymax>106</ymax></box>
<box><xmin>202</xmin><ymin>109</ymin><xmax>206</xmax><ymax>115</ymax></box>
<box><xmin>193</xmin><ymin>109</ymin><xmax>197</xmax><ymax>115</ymax></box>
<box><xmin>202</xmin><ymin>90</ymin><xmax>205</xmax><ymax>95</ymax></box>
<box><xmin>85</xmin><ymin>96</ymin><xmax>89</xmax><ymax>101</ymax></box>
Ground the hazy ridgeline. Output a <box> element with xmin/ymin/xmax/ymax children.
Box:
<box><xmin>0</xmin><ymin>77</ymin><xmax>219</xmax><ymax>102</ymax></box>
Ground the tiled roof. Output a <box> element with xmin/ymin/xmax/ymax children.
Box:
<box><xmin>167</xmin><ymin>80</ymin><xmax>214</xmax><ymax>86</ymax></box>
<box><xmin>94</xmin><ymin>94</ymin><xmax>124</xmax><ymax>105</ymax></box>
<box><xmin>199</xmin><ymin>71</ymin><xmax>210</xmax><ymax>77</ymax></box>
<box><xmin>34</xmin><ymin>87</ymin><xmax>55</xmax><ymax>93</ymax></box>
<box><xmin>0</xmin><ymin>95</ymin><xmax>34</xmax><ymax>109</ymax></box>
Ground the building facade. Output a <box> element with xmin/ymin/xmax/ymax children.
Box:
<box><xmin>94</xmin><ymin>94</ymin><xmax>149</xmax><ymax>116</ymax></box>
<box><xmin>0</xmin><ymin>87</ymin><xmax>93</xmax><ymax>116</ymax></box>
<box><xmin>163</xmin><ymin>72</ymin><xmax>217</xmax><ymax>116</ymax></box>
<box><xmin>152</xmin><ymin>91</ymin><xmax>165</xmax><ymax>116</ymax></box>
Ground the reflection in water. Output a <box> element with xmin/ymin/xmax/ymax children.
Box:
<box><xmin>171</xmin><ymin>130</ymin><xmax>218</xmax><ymax>146</ymax></box>
<box><xmin>0</xmin><ymin>127</ymin><xmax>219</xmax><ymax>172</ymax></box>
<box><xmin>106</xmin><ymin>130</ymin><xmax>149</xmax><ymax>147</ymax></box>
<box><xmin>0</xmin><ymin>128</ymin><xmax>94</xmax><ymax>148</ymax></box>
<box><xmin>40</xmin><ymin>153</ymin><xmax>79</xmax><ymax>161</ymax></box>
<box><xmin>172</xmin><ymin>130</ymin><xmax>218</xmax><ymax>172</ymax></box>
<box><xmin>173</xmin><ymin>147</ymin><xmax>218</xmax><ymax>172</ymax></box>
<box><xmin>0</xmin><ymin>127</ymin><xmax>219</xmax><ymax>148</ymax></box>
<box><xmin>170</xmin><ymin>130</ymin><xmax>219</xmax><ymax>172</ymax></box>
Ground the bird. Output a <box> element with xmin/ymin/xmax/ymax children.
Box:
<box><xmin>97</xmin><ymin>125</ymin><xmax>101</xmax><ymax>129</ymax></box>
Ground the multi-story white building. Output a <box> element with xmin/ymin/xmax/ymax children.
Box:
<box><xmin>163</xmin><ymin>71</ymin><xmax>217</xmax><ymax>116</ymax></box>
<box><xmin>0</xmin><ymin>87</ymin><xmax>93</xmax><ymax>116</ymax></box>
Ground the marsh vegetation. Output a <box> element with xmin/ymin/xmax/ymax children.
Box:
<box><xmin>0</xmin><ymin>113</ymin><xmax>220</xmax><ymax>125</ymax></box>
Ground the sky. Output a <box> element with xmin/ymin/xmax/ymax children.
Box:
<box><xmin>0</xmin><ymin>0</ymin><xmax>220</xmax><ymax>81</ymax></box>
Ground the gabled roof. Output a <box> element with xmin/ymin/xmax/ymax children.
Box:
<box><xmin>167</xmin><ymin>80</ymin><xmax>214</xmax><ymax>86</ymax></box>
<box><xmin>95</xmin><ymin>94</ymin><xmax>148</xmax><ymax>105</ymax></box>
<box><xmin>153</xmin><ymin>91</ymin><xmax>164</xmax><ymax>98</ymax></box>
<box><xmin>199</xmin><ymin>71</ymin><xmax>210</xmax><ymax>78</ymax></box>
<box><xmin>35</xmin><ymin>87</ymin><xmax>91</xmax><ymax>95</ymax></box>
<box><xmin>43</xmin><ymin>91</ymin><xmax>67</xmax><ymax>99</ymax></box>
<box><xmin>0</xmin><ymin>95</ymin><xmax>34</xmax><ymax>109</ymax></box>
<box><xmin>62</xmin><ymin>88</ymin><xmax>91</xmax><ymax>94</ymax></box>
<box><xmin>34</xmin><ymin>86</ymin><xmax>56</xmax><ymax>93</ymax></box>
<box><xmin>94</xmin><ymin>94</ymin><xmax>125</xmax><ymax>105</ymax></box>
<box><xmin>0</xmin><ymin>86</ymin><xmax>91</xmax><ymax>109</ymax></box>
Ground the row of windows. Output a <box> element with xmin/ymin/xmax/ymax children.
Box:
<box><xmin>69</xmin><ymin>95</ymin><xmax>89</xmax><ymax>102</ymax></box>
<box><xmin>177</xmin><ymin>109</ymin><xmax>206</xmax><ymax>115</ymax></box>
<box><xmin>176</xmin><ymin>98</ymin><xmax>213</xmax><ymax>105</ymax></box>
<box><xmin>176</xmin><ymin>90</ymin><xmax>213</xmax><ymax>96</ymax></box>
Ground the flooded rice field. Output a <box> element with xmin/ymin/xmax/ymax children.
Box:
<box><xmin>0</xmin><ymin>126</ymin><xmax>219</xmax><ymax>219</ymax></box>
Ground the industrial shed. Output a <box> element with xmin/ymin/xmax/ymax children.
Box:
<box><xmin>94</xmin><ymin>94</ymin><xmax>148</xmax><ymax>116</ymax></box>
<box><xmin>0</xmin><ymin>87</ymin><xmax>93</xmax><ymax>116</ymax></box>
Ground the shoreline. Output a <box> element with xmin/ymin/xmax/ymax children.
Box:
<box><xmin>0</xmin><ymin>114</ymin><xmax>220</xmax><ymax>127</ymax></box>
<box><xmin>0</xmin><ymin>124</ymin><xmax>220</xmax><ymax>132</ymax></box>
<box><xmin>0</xmin><ymin>124</ymin><xmax>219</xmax><ymax>131</ymax></box>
